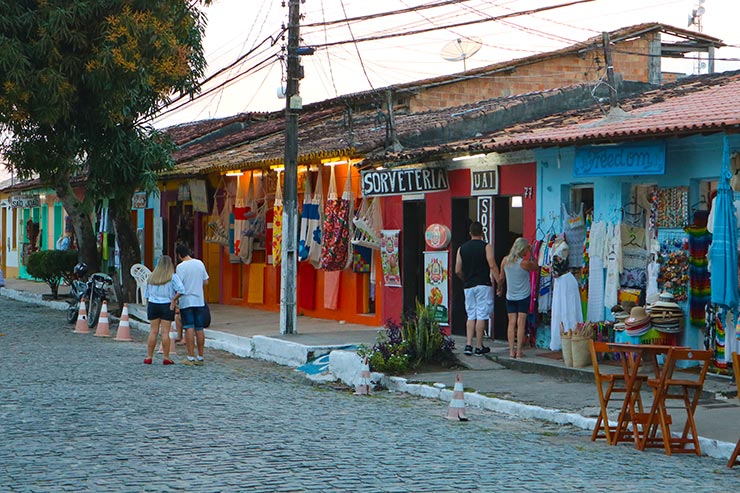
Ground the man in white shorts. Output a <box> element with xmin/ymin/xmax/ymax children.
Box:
<box><xmin>455</xmin><ymin>221</ymin><xmax>501</xmax><ymax>356</ymax></box>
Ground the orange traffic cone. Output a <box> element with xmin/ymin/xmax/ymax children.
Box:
<box><xmin>114</xmin><ymin>303</ymin><xmax>133</xmax><ymax>342</ymax></box>
<box><xmin>73</xmin><ymin>300</ymin><xmax>90</xmax><ymax>334</ymax></box>
<box><xmin>445</xmin><ymin>372</ymin><xmax>469</xmax><ymax>421</ymax></box>
<box><xmin>354</xmin><ymin>357</ymin><xmax>372</xmax><ymax>395</ymax></box>
<box><xmin>93</xmin><ymin>301</ymin><xmax>111</xmax><ymax>337</ymax></box>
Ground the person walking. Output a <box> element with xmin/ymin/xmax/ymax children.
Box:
<box><xmin>455</xmin><ymin>221</ymin><xmax>501</xmax><ymax>356</ymax></box>
<box><xmin>144</xmin><ymin>255</ymin><xmax>185</xmax><ymax>365</ymax></box>
<box><xmin>175</xmin><ymin>244</ymin><xmax>209</xmax><ymax>366</ymax></box>
<box><xmin>499</xmin><ymin>238</ymin><xmax>539</xmax><ymax>359</ymax></box>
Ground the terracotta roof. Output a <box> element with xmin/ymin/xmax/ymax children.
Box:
<box><xmin>371</xmin><ymin>70</ymin><xmax>740</xmax><ymax>163</ymax></box>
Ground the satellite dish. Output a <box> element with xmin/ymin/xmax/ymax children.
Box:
<box><xmin>441</xmin><ymin>37</ymin><xmax>482</xmax><ymax>72</ymax></box>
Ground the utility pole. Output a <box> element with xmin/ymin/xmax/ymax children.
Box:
<box><xmin>601</xmin><ymin>32</ymin><xmax>619</xmax><ymax>110</ymax></box>
<box><xmin>281</xmin><ymin>0</ymin><xmax>301</xmax><ymax>334</ymax></box>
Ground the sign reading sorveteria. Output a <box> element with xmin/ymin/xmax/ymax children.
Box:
<box><xmin>361</xmin><ymin>167</ymin><xmax>449</xmax><ymax>197</ymax></box>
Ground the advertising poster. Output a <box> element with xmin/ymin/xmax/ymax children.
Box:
<box><xmin>380</xmin><ymin>229</ymin><xmax>401</xmax><ymax>287</ymax></box>
<box><xmin>424</xmin><ymin>250</ymin><xmax>449</xmax><ymax>324</ymax></box>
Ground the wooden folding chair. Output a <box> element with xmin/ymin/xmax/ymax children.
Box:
<box><xmin>589</xmin><ymin>340</ymin><xmax>645</xmax><ymax>444</ymax></box>
<box><xmin>728</xmin><ymin>351</ymin><xmax>740</xmax><ymax>468</ymax></box>
<box><xmin>640</xmin><ymin>348</ymin><xmax>712</xmax><ymax>456</ymax></box>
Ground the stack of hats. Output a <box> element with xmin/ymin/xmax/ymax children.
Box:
<box><xmin>647</xmin><ymin>291</ymin><xmax>683</xmax><ymax>334</ymax></box>
<box><xmin>624</xmin><ymin>305</ymin><xmax>651</xmax><ymax>337</ymax></box>
<box><xmin>611</xmin><ymin>305</ymin><xmax>630</xmax><ymax>331</ymax></box>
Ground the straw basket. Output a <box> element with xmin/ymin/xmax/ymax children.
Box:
<box><xmin>570</xmin><ymin>334</ymin><xmax>591</xmax><ymax>368</ymax></box>
<box><xmin>560</xmin><ymin>323</ymin><xmax>573</xmax><ymax>368</ymax></box>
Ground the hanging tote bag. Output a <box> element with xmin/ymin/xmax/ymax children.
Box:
<box><xmin>239</xmin><ymin>171</ymin><xmax>263</xmax><ymax>264</ymax></box>
<box><xmin>307</xmin><ymin>168</ymin><xmax>324</xmax><ymax>269</ymax></box>
<box><xmin>320</xmin><ymin>163</ymin><xmax>352</xmax><ymax>271</ymax></box>
<box><xmin>272</xmin><ymin>172</ymin><xmax>284</xmax><ymax>266</ymax></box>
<box><xmin>205</xmin><ymin>187</ymin><xmax>230</xmax><ymax>246</ymax></box>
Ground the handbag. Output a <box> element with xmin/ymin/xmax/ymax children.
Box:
<box><xmin>203</xmin><ymin>302</ymin><xmax>211</xmax><ymax>329</ymax></box>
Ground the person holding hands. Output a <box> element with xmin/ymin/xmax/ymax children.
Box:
<box><xmin>499</xmin><ymin>238</ymin><xmax>539</xmax><ymax>358</ymax></box>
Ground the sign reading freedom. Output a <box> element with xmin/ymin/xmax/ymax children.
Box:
<box><xmin>361</xmin><ymin>167</ymin><xmax>449</xmax><ymax>197</ymax></box>
<box><xmin>574</xmin><ymin>142</ymin><xmax>666</xmax><ymax>177</ymax></box>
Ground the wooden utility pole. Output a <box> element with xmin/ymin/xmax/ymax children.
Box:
<box><xmin>281</xmin><ymin>0</ymin><xmax>301</xmax><ymax>334</ymax></box>
<box><xmin>602</xmin><ymin>32</ymin><xmax>619</xmax><ymax>109</ymax></box>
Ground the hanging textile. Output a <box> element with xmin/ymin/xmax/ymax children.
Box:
<box><xmin>604</xmin><ymin>223</ymin><xmax>622</xmax><ymax>310</ymax></box>
<box><xmin>352</xmin><ymin>245</ymin><xmax>372</xmax><ymax>273</ymax></box>
<box><xmin>324</xmin><ymin>270</ymin><xmax>341</xmax><ymax>310</ymax></box>
<box><xmin>656</xmin><ymin>186</ymin><xmax>689</xmax><ymax>228</ymax></box>
<box><xmin>352</xmin><ymin>196</ymin><xmax>382</xmax><ymax>250</ymax></box>
<box><xmin>233</xmin><ymin>174</ymin><xmax>256</xmax><ymax>257</ymax></box>
<box><xmin>205</xmin><ymin>183</ymin><xmax>230</xmax><ymax>246</ymax></box>
<box><xmin>239</xmin><ymin>172</ymin><xmax>262</xmax><ymax>264</ymax></box>
<box><xmin>562</xmin><ymin>203</ymin><xmax>585</xmax><ymax>268</ymax></box>
<box><xmin>272</xmin><ymin>172</ymin><xmax>283</xmax><ymax>266</ymax></box>
<box><xmin>307</xmin><ymin>169</ymin><xmax>324</xmax><ymax>269</ymax></box>
<box><xmin>537</xmin><ymin>235</ymin><xmax>553</xmax><ymax>314</ymax></box>
<box><xmin>685</xmin><ymin>220</ymin><xmax>711</xmax><ymax>327</ymax></box>
<box><xmin>320</xmin><ymin>163</ymin><xmax>353</xmax><ymax>271</ymax></box>
<box><xmin>298</xmin><ymin>169</ymin><xmax>321</xmax><ymax>264</ymax></box>
<box><xmin>586</xmin><ymin>220</ymin><xmax>607</xmax><ymax>322</ymax></box>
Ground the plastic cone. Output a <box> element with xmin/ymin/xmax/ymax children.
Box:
<box><xmin>93</xmin><ymin>301</ymin><xmax>111</xmax><ymax>337</ymax></box>
<box><xmin>354</xmin><ymin>357</ymin><xmax>372</xmax><ymax>395</ymax></box>
<box><xmin>73</xmin><ymin>300</ymin><xmax>90</xmax><ymax>334</ymax></box>
<box><xmin>445</xmin><ymin>373</ymin><xmax>469</xmax><ymax>421</ymax></box>
<box><xmin>114</xmin><ymin>303</ymin><xmax>133</xmax><ymax>342</ymax></box>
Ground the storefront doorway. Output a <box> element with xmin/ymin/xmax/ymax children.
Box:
<box><xmin>402</xmin><ymin>200</ymin><xmax>426</xmax><ymax>315</ymax></box>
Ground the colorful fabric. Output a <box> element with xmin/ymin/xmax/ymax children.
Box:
<box><xmin>320</xmin><ymin>165</ymin><xmax>352</xmax><ymax>271</ymax></box>
<box><xmin>381</xmin><ymin>229</ymin><xmax>401</xmax><ymax>287</ymax></box>
<box><xmin>685</xmin><ymin>224</ymin><xmax>711</xmax><ymax>326</ymax></box>
<box><xmin>272</xmin><ymin>176</ymin><xmax>283</xmax><ymax>266</ymax></box>
<box><xmin>298</xmin><ymin>169</ymin><xmax>323</xmax><ymax>267</ymax></box>
<box><xmin>353</xmin><ymin>245</ymin><xmax>372</xmax><ymax>273</ymax></box>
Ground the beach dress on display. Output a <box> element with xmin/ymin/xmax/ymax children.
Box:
<box><xmin>586</xmin><ymin>220</ymin><xmax>607</xmax><ymax>322</ymax></box>
<box><xmin>562</xmin><ymin>203</ymin><xmax>586</xmax><ymax>269</ymax></box>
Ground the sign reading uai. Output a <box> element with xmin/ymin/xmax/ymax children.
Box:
<box><xmin>361</xmin><ymin>167</ymin><xmax>449</xmax><ymax>197</ymax></box>
<box><xmin>471</xmin><ymin>168</ymin><xmax>498</xmax><ymax>196</ymax></box>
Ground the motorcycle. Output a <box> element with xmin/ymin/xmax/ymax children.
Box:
<box><xmin>66</xmin><ymin>271</ymin><xmax>114</xmax><ymax>328</ymax></box>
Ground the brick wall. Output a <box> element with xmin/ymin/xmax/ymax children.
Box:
<box><xmin>409</xmin><ymin>35</ymin><xmax>655</xmax><ymax>113</ymax></box>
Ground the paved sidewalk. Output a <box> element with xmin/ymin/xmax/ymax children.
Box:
<box><xmin>4</xmin><ymin>277</ymin><xmax>740</xmax><ymax>462</ymax></box>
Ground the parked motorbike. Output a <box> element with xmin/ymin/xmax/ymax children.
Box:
<box><xmin>66</xmin><ymin>263</ymin><xmax>114</xmax><ymax>328</ymax></box>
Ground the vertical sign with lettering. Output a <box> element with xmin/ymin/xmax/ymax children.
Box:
<box><xmin>477</xmin><ymin>197</ymin><xmax>492</xmax><ymax>243</ymax></box>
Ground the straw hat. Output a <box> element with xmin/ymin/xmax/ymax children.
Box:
<box><xmin>658</xmin><ymin>291</ymin><xmax>675</xmax><ymax>303</ymax></box>
<box><xmin>625</xmin><ymin>305</ymin><xmax>650</xmax><ymax>325</ymax></box>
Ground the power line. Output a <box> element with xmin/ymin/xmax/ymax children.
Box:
<box><xmin>309</xmin><ymin>0</ymin><xmax>596</xmax><ymax>49</ymax></box>
<box><xmin>303</xmin><ymin>0</ymin><xmax>476</xmax><ymax>28</ymax></box>
<box><xmin>339</xmin><ymin>0</ymin><xmax>377</xmax><ymax>93</ymax></box>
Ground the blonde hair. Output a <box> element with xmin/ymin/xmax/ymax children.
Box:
<box><xmin>148</xmin><ymin>255</ymin><xmax>175</xmax><ymax>286</ymax></box>
<box><xmin>507</xmin><ymin>237</ymin><xmax>530</xmax><ymax>262</ymax></box>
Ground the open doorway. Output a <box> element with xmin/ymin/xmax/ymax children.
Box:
<box><xmin>492</xmin><ymin>195</ymin><xmax>524</xmax><ymax>340</ymax></box>
<box><xmin>402</xmin><ymin>200</ymin><xmax>426</xmax><ymax>315</ymax></box>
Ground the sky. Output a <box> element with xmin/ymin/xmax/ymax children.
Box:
<box><xmin>151</xmin><ymin>0</ymin><xmax>740</xmax><ymax>129</ymax></box>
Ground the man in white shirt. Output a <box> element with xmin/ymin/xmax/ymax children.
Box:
<box><xmin>175</xmin><ymin>244</ymin><xmax>210</xmax><ymax>366</ymax></box>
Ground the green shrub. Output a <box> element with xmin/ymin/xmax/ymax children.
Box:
<box><xmin>26</xmin><ymin>250</ymin><xmax>79</xmax><ymax>299</ymax></box>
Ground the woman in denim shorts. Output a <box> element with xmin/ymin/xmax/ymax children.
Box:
<box><xmin>144</xmin><ymin>255</ymin><xmax>185</xmax><ymax>365</ymax></box>
<box><xmin>499</xmin><ymin>238</ymin><xmax>538</xmax><ymax>358</ymax></box>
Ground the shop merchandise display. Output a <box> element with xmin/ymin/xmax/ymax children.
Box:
<box><xmin>684</xmin><ymin>214</ymin><xmax>711</xmax><ymax>326</ymax></box>
<box><xmin>562</xmin><ymin>203</ymin><xmax>586</xmax><ymax>268</ymax></box>
<box><xmin>320</xmin><ymin>163</ymin><xmax>353</xmax><ymax>271</ymax></box>
<box><xmin>656</xmin><ymin>186</ymin><xmax>689</xmax><ymax>228</ymax></box>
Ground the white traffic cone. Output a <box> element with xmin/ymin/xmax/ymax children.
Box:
<box><xmin>445</xmin><ymin>372</ymin><xmax>469</xmax><ymax>421</ymax></box>
<box><xmin>354</xmin><ymin>357</ymin><xmax>372</xmax><ymax>395</ymax></box>
<box><xmin>73</xmin><ymin>300</ymin><xmax>90</xmax><ymax>334</ymax></box>
<box><xmin>93</xmin><ymin>301</ymin><xmax>111</xmax><ymax>337</ymax></box>
<box><xmin>114</xmin><ymin>303</ymin><xmax>133</xmax><ymax>342</ymax></box>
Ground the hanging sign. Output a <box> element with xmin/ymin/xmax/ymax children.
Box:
<box><xmin>424</xmin><ymin>250</ymin><xmax>449</xmax><ymax>324</ymax></box>
<box><xmin>425</xmin><ymin>223</ymin><xmax>451</xmax><ymax>249</ymax></box>
<box><xmin>471</xmin><ymin>167</ymin><xmax>499</xmax><ymax>196</ymax></box>
<box><xmin>361</xmin><ymin>167</ymin><xmax>448</xmax><ymax>197</ymax></box>
<box><xmin>380</xmin><ymin>229</ymin><xmax>401</xmax><ymax>287</ymax></box>
<box><xmin>574</xmin><ymin>142</ymin><xmax>666</xmax><ymax>177</ymax></box>
<box><xmin>477</xmin><ymin>197</ymin><xmax>492</xmax><ymax>243</ymax></box>
<box><xmin>10</xmin><ymin>195</ymin><xmax>40</xmax><ymax>208</ymax></box>
<box><xmin>131</xmin><ymin>192</ymin><xmax>147</xmax><ymax>209</ymax></box>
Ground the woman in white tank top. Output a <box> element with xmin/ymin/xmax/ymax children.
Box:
<box><xmin>499</xmin><ymin>238</ymin><xmax>539</xmax><ymax>358</ymax></box>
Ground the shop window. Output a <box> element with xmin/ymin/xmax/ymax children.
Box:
<box><xmin>570</xmin><ymin>184</ymin><xmax>594</xmax><ymax>218</ymax></box>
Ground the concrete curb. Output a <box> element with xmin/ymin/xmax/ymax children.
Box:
<box><xmin>3</xmin><ymin>287</ymin><xmax>736</xmax><ymax>461</ymax></box>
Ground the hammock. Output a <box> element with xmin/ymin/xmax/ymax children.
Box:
<box><xmin>298</xmin><ymin>168</ymin><xmax>323</xmax><ymax>265</ymax></box>
<box><xmin>272</xmin><ymin>171</ymin><xmax>283</xmax><ymax>266</ymax></box>
<box><xmin>351</xmin><ymin>196</ymin><xmax>381</xmax><ymax>250</ymax></box>
<box><xmin>307</xmin><ymin>168</ymin><xmax>324</xmax><ymax>269</ymax></box>
<box><xmin>239</xmin><ymin>172</ymin><xmax>265</xmax><ymax>265</ymax></box>
<box><xmin>320</xmin><ymin>163</ymin><xmax>353</xmax><ymax>271</ymax></box>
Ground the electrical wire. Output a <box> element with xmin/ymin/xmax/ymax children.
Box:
<box><xmin>338</xmin><ymin>0</ymin><xmax>377</xmax><ymax>93</ymax></box>
<box><xmin>302</xmin><ymin>0</ymin><xmax>477</xmax><ymax>28</ymax></box>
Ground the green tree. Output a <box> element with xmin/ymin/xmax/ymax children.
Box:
<box><xmin>0</xmin><ymin>1</ymin><xmax>210</xmax><ymax>302</ymax></box>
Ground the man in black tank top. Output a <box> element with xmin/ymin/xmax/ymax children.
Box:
<box><xmin>455</xmin><ymin>221</ymin><xmax>501</xmax><ymax>356</ymax></box>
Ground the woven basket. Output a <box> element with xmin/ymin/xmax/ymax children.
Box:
<box><xmin>560</xmin><ymin>323</ymin><xmax>573</xmax><ymax>368</ymax></box>
<box><xmin>570</xmin><ymin>335</ymin><xmax>591</xmax><ymax>368</ymax></box>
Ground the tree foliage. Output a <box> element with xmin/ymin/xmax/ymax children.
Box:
<box><xmin>0</xmin><ymin>0</ymin><xmax>211</xmax><ymax>301</ymax></box>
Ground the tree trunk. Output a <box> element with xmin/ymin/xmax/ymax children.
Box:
<box><xmin>54</xmin><ymin>179</ymin><xmax>100</xmax><ymax>273</ymax></box>
<box><xmin>110</xmin><ymin>193</ymin><xmax>141</xmax><ymax>305</ymax></box>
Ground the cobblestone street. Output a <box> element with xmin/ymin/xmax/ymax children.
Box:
<box><xmin>3</xmin><ymin>296</ymin><xmax>740</xmax><ymax>492</ymax></box>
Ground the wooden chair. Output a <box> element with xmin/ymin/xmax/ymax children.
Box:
<box><xmin>640</xmin><ymin>348</ymin><xmax>712</xmax><ymax>456</ymax></box>
<box><xmin>589</xmin><ymin>340</ymin><xmax>645</xmax><ymax>445</ymax></box>
<box><xmin>728</xmin><ymin>351</ymin><xmax>740</xmax><ymax>468</ymax></box>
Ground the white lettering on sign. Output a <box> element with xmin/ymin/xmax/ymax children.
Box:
<box><xmin>477</xmin><ymin>197</ymin><xmax>492</xmax><ymax>243</ymax></box>
<box><xmin>10</xmin><ymin>196</ymin><xmax>40</xmax><ymax>208</ymax></box>
<box><xmin>361</xmin><ymin>167</ymin><xmax>449</xmax><ymax>197</ymax></box>
<box><xmin>471</xmin><ymin>168</ymin><xmax>498</xmax><ymax>196</ymax></box>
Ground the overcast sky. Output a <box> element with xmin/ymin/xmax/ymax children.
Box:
<box><xmin>148</xmin><ymin>0</ymin><xmax>739</xmax><ymax>128</ymax></box>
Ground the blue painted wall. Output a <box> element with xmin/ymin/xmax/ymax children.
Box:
<box><xmin>534</xmin><ymin>133</ymin><xmax>740</xmax><ymax>351</ymax></box>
